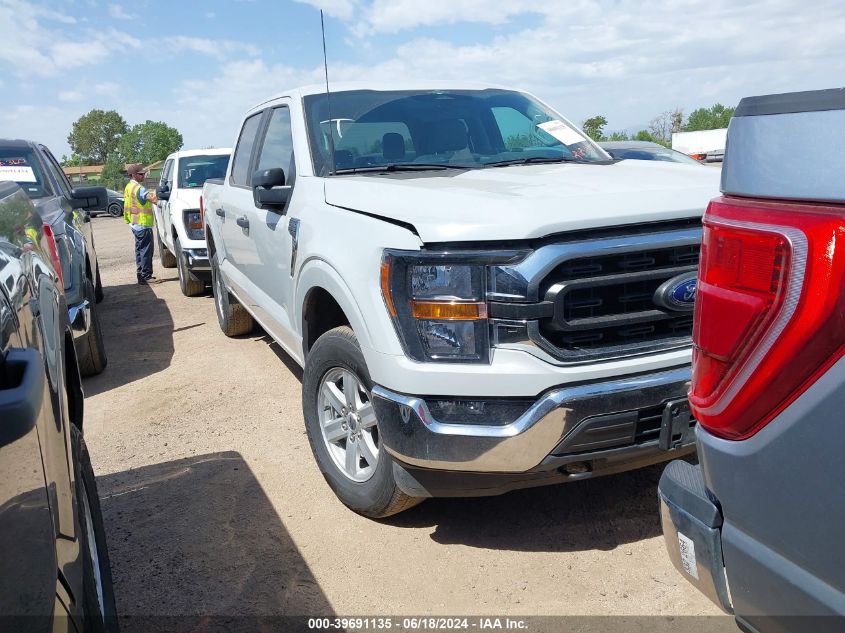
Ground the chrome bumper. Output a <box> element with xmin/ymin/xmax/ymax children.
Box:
<box><xmin>182</xmin><ymin>248</ymin><xmax>210</xmax><ymax>272</ymax></box>
<box><xmin>371</xmin><ymin>366</ymin><xmax>694</xmax><ymax>473</ymax></box>
<box><xmin>68</xmin><ymin>299</ymin><xmax>91</xmax><ymax>341</ymax></box>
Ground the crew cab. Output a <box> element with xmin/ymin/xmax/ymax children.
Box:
<box><xmin>204</xmin><ymin>82</ymin><xmax>720</xmax><ymax>517</ymax></box>
<box><xmin>0</xmin><ymin>139</ymin><xmax>108</xmax><ymax>376</ymax></box>
<box><xmin>153</xmin><ymin>148</ymin><xmax>230</xmax><ymax>296</ymax></box>
<box><xmin>0</xmin><ymin>182</ymin><xmax>117</xmax><ymax>631</ymax></box>
<box><xmin>659</xmin><ymin>88</ymin><xmax>845</xmax><ymax>632</ymax></box>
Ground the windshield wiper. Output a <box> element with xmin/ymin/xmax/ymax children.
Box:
<box><xmin>332</xmin><ymin>163</ymin><xmax>474</xmax><ymax>175</ymax></box>
<box><xmin>485</xmin><ymin>156</ymin><xmax>586</xmax><ymax>167</ymax></box>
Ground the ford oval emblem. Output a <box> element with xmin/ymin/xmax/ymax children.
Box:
<box><xmin>653</xmin><ymin>272</ymin><xmax>697</xmax><ymax>312</ymax></box>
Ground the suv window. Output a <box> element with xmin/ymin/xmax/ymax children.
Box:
<box><xmin>256</xmin><ymin>107</ymin><xmax>295</xmax><ymax>184</ymax></box>
<box><xmin>230</xmin><ymin>113</ymin><xmax>263</xmax><ymax>187</ymax></box>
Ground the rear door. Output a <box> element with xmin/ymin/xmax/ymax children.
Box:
<box><xmin>246</xmin><ymin>103</ymin><xmax>298</xmax><ymax>350</ymax></box>
<box><xmin>0</xmin><ymin>246</ymin><xmax>57</xmax><ymax>628</ymax></box>
<box><xmin>217</xmin><ymin>111</ymin><xmax>265</xmax><ymax>301</ymax></box>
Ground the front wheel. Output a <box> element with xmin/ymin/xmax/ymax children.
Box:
<box><xmin>77</xmin><ymin>279</ymin><xmax>108</xmax><ymax>377</ymax></box>
<box><xmin>210</xmin><ymin>249</ymin><xmax>253</xmax><ymax>337</ymax></box>
<box><xmin>302</xmin><ymin>326</ymin><xmax>423</xmax><ymax>518</ymax></box>
<box><xmin>175</xmin><ymin>237</ymin><xmax>205</xmax><ymax>297</ymax></box>
<box><xmin>107</xmin><ymin>203</ymin><xmax>122</xmax><ymax>218</ymax></box>
<box><xmin>157</xmin><ymin>230</ymin><xmax>177</xmax><ymax>268</ymax></box>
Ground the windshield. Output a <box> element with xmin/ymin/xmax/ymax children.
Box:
<box><xmin>177</xmin><ymin>154</ymin><xmax>230</xmax><ymax>188</ymax></box>
<box><xmin>0</xmin><ymin>147</ymin><xmax>52</xmax><ymax>198</ymax></box>
<box><xmin>303</xmin><ymin>89</ymin><xmax>608</xmax><ymax>175</ymax></box>
<box><xmin>606</xmin><ymin>146</ymin><xmax>701</xmax><ymax>165</ymax></box>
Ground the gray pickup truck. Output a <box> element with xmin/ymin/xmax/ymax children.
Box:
<box><xmin>0</xmin><ymin>139</ymin><xmax>108</xmax><ymax>376</ymax></box>
<box><xmin>659</xmin><ymin>88</ymin><xmax>845</xmax><ymax>632</ymax></box>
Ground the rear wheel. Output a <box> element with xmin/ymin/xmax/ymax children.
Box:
<box><xmin>78</xmin><ymin>279</ymin><xmax>107</xmax><ymax>377</ymax></box>
<box><xmin>175</xmin><ymin>236</ymin><xmax>205</xmax><ymax>297</ymax></box>
<box><xmin>210</xmin><ymin>249</ymin><xmax>253</xmax><ymax>336</ymax></box>
<box><xmin>71</xmin><ymin>425</ymin><xmax>118</xmax><ymax>633</ymax></box>
<box><xmin>302</xmin><ymin>326</ymin><xmax>423</xmax><ymax>517</ymax></box>
<box><xmin>157</xmin><ymin>230</ymin><xmax>177</xmax><ymax>268</ymax></box>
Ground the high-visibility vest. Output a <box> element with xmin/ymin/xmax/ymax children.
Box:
<box><xmin>124</xmin><ymin>180</ymin><xmax>154</xmax><ymax>227</ymax></box>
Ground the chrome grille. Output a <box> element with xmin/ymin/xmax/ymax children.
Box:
<box><xmin>489</xmin><ymin>225</ymin><xmax>701</xmax><ymax>364</ymax></box>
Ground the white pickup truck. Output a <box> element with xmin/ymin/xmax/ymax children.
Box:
<box><xmin>203</xmin><ymin>82</ymin><xmax>720</xmax><ymax>517</ymax></box>
<box><xmin>154</xmin><ymin>148</ymin><xmax>230</xmax><ymax>295</ymax></box>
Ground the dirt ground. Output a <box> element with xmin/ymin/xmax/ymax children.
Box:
<box><xmin>81</xmin><ymin>215</ymin><xmax>728</xmax><ymax>627</ymax></box>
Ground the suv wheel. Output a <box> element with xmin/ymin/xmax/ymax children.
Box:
<box><xmin>71</xmin><ymin>426</ymin><xmax>118</xmax><ymax>632</ymax></box>
<box><xmin>107</xmin><ymin>202</ymin><xmax>122</xmax><ymax>218</ymax></box>
<box><xmin>175</xmin><ymin>236</ymin><xmax>205</xmax><ymax>297</ymax></box>
<box><xmin>78</xmin><ymin>279</ymin><xmax>108</xmax><ymax>377</ymax></box>
<box><xmin>210</xmin><ymin>249</ymin><xmax>253</xmax><ymax>336</ymax></box>
<box><xmin>157</xmin><ymin>230</ymin><xmax>177</xmax><ymax>268</ymax></box>
<box><xmin>302</xmin><ymin>326</ymin><xmax>423</xmax><ymax>517</ymax></box>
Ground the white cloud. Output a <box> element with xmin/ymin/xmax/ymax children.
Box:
<box><xmin>58</xmin><ymin>90</ymin><xmax>84</xmax><ymax>102</ymax></box>
<box><xmin>108</xmin><ymin>4</ymin><xmax>137</xmax><ymax>20</ymax></box>
<box><xmin>94</xmin><ymin>81</ymin><xmax>122</xmax><ymax>95</ymax></box>
<box><xmin>295</xmin><ymin>0</ymin><xmax>358</xmax><ymax>20</ymax></box>
<box><xmin>167</xmin><ymin>36</ymin><xmax>260</xmax><ymax>59</ymax></box>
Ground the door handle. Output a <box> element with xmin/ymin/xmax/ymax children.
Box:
<box><xmin>236</xmin><ymin>216</ymin><xmax>250</xmax><ymax>230</ymax></box>
<box><xmin>215</xmin><ymin>208</ymin><xmax>225</xmax><ymax>217</ymax></box>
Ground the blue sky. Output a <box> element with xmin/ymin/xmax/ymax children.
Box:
<box><xmin>2</xmin><ymin>0</ymin><xmax>844</xmax><ymax>160</ymax></box>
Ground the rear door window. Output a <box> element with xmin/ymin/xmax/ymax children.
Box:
<box><xmin>230</xmin><ymin>113</ymin><xmax>263</xmax><ymax>187</ymax></box>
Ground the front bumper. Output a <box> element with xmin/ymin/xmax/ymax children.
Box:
<box><xmin>182</xmin><ymin>248</ymin><xmax>210</xmax><ymax>273</ymax></box>
<box><xmin>68</xmin><ymin>299</ymin><xmax>91</xmax><ymax>341</ymax></box>
<box><xmin>371</xmin><ymin>365</ymin><xmax>696</xmax><ymax>479</ymax></box>
<box><xmin>658</xmin><ymin>459</ymin><xmax>732</xmax><ymax>613</ymax></box>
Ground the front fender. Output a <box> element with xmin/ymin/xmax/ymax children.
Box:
<box><xmin>295</xmin><ymin>258</ymin><xmax>374</xmax><ymax>354</ymax></box>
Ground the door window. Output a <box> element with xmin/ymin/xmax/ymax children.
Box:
<box><xmin>42</xmin><ymin>149</ymin><xmax>72</xmax><ymax>197</ymax></box>
<box><xmin>161</xmin><ymin>159</ymin><xmax>174</xmax><ymax>187</ymax></box>
<box><xmin>256</xmin><ymin>106</ymin><xmax>295</xmax><ymax>184</ymax></box>
<box><xmin>230</xmin><ymin>113</ymin><xmax>263</xmax><ymax>187</ymax></box>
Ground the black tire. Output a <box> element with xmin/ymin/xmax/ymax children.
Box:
<box><xmin>157</xmin><ymin>230</ymin><xmax>177</xmax><ymax>268</ymax></box>
<box><xmin>78</xmin><ymin>279</ymin><xmax>108</xmax><ymax>377</ymax></box>
<box><xmin>107</xmin><ymin>203</ymin><xmax>122</xmax><ymax>218</ymax></box>
<box><xmin>94</xmin><ymin>267</ymin><xmax>104</xmax><ymax>303</ymax></box>
<box><xmin>302</xmin><ymin>326</ymin><xmax>423</xmax><ymax>518</ymax></box>
<box><xmin>210</xmin><ymin>249</ymin><xmax>253</xmax><ymax>336</ymax></box>
<box><xmin>71</xmin><ymin>425</ymin><xmax>118</xmax><ymax>633</ymax></box>
<box><xmin>175</xmin><ymin>236</ymin><xmax>205</xmax><ymax>297</ymax></box>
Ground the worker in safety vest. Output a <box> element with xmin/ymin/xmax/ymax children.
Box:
<box><xmin>124</xmin><ymin>163</ymin><xmax>158</xmax><ymax>284</ymax></box>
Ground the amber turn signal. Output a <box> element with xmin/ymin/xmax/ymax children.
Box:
<box><xmin>410</xmin><ymin>301</ymin><xmax>488</xmax><ymax>320</ymax></box>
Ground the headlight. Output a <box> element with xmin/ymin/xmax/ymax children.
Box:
<box><xmin>183</xmin><ymin>209</ymin><xmax>203</xmax><ymax>240</ymax></box>
<box><xmin>381</xmin><ymin>250</ymin><xmax>523</xmax><ymax>363</ymax></box>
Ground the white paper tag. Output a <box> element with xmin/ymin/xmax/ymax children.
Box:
<box><xmin>0</xmin><ymin>165</ymin><xmax>37</xmax><ymax>183</ymax></box>
<box><xmin>537</xmin><ymin>120</ymin><xmax>586</xmax><ymax>145</ymax></box>
<box><xmin>678</xmin><ymin>532</ymin><xmax>699</xmax><ymax>579</ymax></box>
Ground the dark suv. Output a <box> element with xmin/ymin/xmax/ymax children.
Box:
<box><xmin>0</xmin><ymin>182</ymin><xmax>117</xmax><ymax>630</ymax></box>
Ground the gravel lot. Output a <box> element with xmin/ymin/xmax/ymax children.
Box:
<box><xmin>81</xmin><ymin>215</ymin><xmax>727</xmax><ymax>628</ymax></box>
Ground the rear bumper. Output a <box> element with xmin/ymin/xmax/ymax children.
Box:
<box><xmin>371</xmin><ymin>366</ymin><xmax>697</xmax><ymax>495</ymax></box>
<box><xmin>658</xmin><ymin>459</ymin><xmax>732</xmax><ymax>613</ymax></box>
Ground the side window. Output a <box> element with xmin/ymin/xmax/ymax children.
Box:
<box><xmin>256</xmin><ymin>107</ymin><xmax>295</xmax><ymax>184</ymax></box>
<box><xmin>230</xmin><ymin>113</ymin><xmax>263</xmax><ymax>187</ymax></box>
<box><xmin>161</xmin><ymin>159</ymin><xmax>174</xmax><ymax>187</ymax></box>
<box><xmin>42</xmin><ymin>149</ymin><xmax>71</xmax><ymax>196</ymax></box>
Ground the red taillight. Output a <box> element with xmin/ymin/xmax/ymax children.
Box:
<box><xmin>199</xmin><ymin>195</ymin><xmax>205</xmax><ymax>228</ymax></box>
<box><xmin>690</xmin><ymin>196</ymin><xmax>845</xmax><ymax>439</ymax></box>
<box><xmin>40</xmin><ymin>223</ymin><xmax>64</xmax><ymax>289</ymax></box>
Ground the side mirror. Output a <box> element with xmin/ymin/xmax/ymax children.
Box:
<box><xmin>252</xmin><ymin>168</ymin><xmax>290</xmax><ymax>210</ymax></box>
<box><xmin>69</xmin><ymin>186</ymin><xmax>108</xmax><ymax>212</ymax></box>
<box><xmin>156</xmin><ymin>183</ymin><xmax>171</xmax><ymax>201</ymax></box>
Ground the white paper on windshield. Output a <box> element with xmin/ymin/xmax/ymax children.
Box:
<box><xmin>0</xmin><ymin>165</ymin><xmax>37</xmax><ymax>182</ymax></box>
<box><xmin>537</xmin><ymin>120</ymin><xmax>585</xmax><ymax>146</ymax></box>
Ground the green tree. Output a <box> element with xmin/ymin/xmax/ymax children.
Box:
<box><xmin>100</xmin><ymin>153</ymin><xmax>127</xmax><ymax>191</ymax></box>
<box><xmin>633</xmin><ymin>129</ymin><xmax>664</xmax><ymax>145</ymax></box>
<box><xmin>607</xmin><ymin>131</ymin><xmax>630</xmax><ymax>141</ymax></box>
<box><xmin>581</xmin><ymin>115</ymin><xmax>608</xmax><ymax>141</ymax></box>
<box><xmin>685</xmin><ymin>103</ymin><xmax>735</xmax><ymax>131</ymax></box>
<box><xmin>118</xmin><ymin>120</ymin><xmax>184</xmax><ymax>167</ymax></box>
<box><xmin>67</xmin><ymin>109</ymin><xmax>129</xmax><ymax>164</ymax></box>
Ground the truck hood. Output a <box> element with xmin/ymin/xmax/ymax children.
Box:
<box><xmin>324</xmin><ymin>161</ymin><xmax>721</xmax><ymax>243</ymax></box>
<box><xmin>171</xmin><ymin>188</ymin><xmax>202</xmax><ymax>209</ymax></box>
